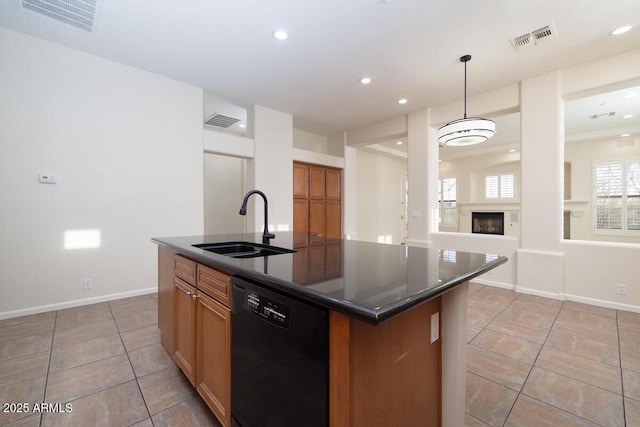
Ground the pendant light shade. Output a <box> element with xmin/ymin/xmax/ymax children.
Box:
<box><xmin>438</xmin><ymin>55</ymin><xmax>495</xmax><ymax>146</ymax></box>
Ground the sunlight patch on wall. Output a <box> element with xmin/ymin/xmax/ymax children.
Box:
<box><xmin>64</xmin><ymin>229</ymin><xmax>101</xmax><ymax>249</ymax></box>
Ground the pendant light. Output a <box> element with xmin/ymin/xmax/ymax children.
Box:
<box><xmin>438</xmin><ymin>55</ymin><xmax>495</xmax><ymax>146</ymax></box>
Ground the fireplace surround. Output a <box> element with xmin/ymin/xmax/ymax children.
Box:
<box><xmin>472</xmin><ymin>212</ymin><xmax>504</xmax><ymax>235</ymax></box>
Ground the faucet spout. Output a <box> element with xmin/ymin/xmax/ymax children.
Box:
<box><xmin>239</xmin><ymin>190</ymin><xmax>276</xmax><ymax>242</ymax></box>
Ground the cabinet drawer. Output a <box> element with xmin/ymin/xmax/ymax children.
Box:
<box><xmin>175</xmin><ymin>255</ymin><xmax>196</xmax><ymax>285</ymax></box>
<box><xmin>197</xmin><ymin>264</ymin><xmax>230</xmax><ymax>307</ymax></box>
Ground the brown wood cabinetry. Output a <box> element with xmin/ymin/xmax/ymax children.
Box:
<box><xmin>170</xmin><ymin>254</ymin><xmax>231</xmax><ymax>427</ymax></box>
<box><xmin>293</xmin><ymin>162</ymin><xmax>342</xmax><ymax>246</ymax></box>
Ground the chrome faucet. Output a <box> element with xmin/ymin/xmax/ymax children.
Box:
<box><xmin>239</xmin><ymin>190</ymin><xmax>276</xmax><ymax>243</ymax></box>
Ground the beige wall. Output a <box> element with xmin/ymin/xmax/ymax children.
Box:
<box><xmin>0</xmin><ymin>28</ymin><xmax>204</xmax><ymax>318</ymax></box>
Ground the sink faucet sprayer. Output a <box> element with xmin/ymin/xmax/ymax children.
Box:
<box><xmin>239</xmin><ymin>190</ymin><xmax>276</xmax><ymax>242</ymax></box>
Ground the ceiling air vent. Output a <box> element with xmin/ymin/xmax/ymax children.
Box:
<box><xmin>205</xmin><ymin>113</ymin><xmax>241</xmax><ymax>128</ymax></box>
<box><xmin>20</xmin><ymin>0</ymin><xmax>99</xmax><ymax>33</ymax></box>
<box><xmin>589</xmin><ymin>112</ymin><xmax>616</xmax><ymax>120</ymax></box>
<box><xmin>510</xmin><ymin>23</ymin><xmax>556</xmax><ymax>51</ymax></box>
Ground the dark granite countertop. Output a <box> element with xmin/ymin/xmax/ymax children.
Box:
<box><xmin>152</xmin><ymin>232</ymin><xmax>507</xmax><ymax>324</ymax></box>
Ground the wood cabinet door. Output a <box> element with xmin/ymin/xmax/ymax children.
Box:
<box><xmin>196</xmin><ymin>292</ymin><xmax>231</xmax><ymax>427</ymax></box>
<box><xmin>325</xmin><ymin>200</ymin><xmax>341</xmax><ymax>242</ymax></box>
<box><xmin>325</xmin><ymin>168</ymin><xmax>341</xmax><ymax>200</ymax></box>
<box><xmin>173</xmin><ymin>277</ymin><xmax>196</xmax><ymax>385</ymax></box>
<box><xmin>309</xmin><ymin>200</ymin><xmax>325</xmax><ymax>245</ymax></box>
<box><xmin>293</xmin><ymin>163</ymin><xmax>309</xmax><ymax>198</ymax></box>
<box><xmin>293</xmin><ymin>199</ymin><xmax>309</xmax><ymax>247</ymax></box>
<box><xmin>309</xmin><ymin>166</ymin><xmax>325</xmax><ymax>199</ymax></box>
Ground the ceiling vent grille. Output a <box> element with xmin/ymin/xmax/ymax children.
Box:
<box><xmin>205</xmin><ymin>113</ymin><xmax>241</xmax><ymax>128</ymax></box>
<box><xmin>589</xmin><ymin>112</ymin><xmax>616</xmax><ymax>120</ymax></box>
<box><xmin>20</xmin><ymin>0</ymin><xmax>99</xmax><ymax>33</ymax></box>
<box><xmin>510</xmin><ymin>23</ymin><xmax>556</xmax><ymax>51</ymax></box>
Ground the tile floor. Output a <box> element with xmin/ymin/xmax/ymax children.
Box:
<box><xmin>0</xmin><ymin>294</ymin><xmax>220</xmax><ymax>427</ymax></box>
<box><xmin>466</xmin><ymin>283</ymin><xmax>640</xmax><ymax>426</ymax></box>
<box><xmin>1</xmin><ymin>287</ymin><xmax>638</xmax><ymax>426</ymax></box>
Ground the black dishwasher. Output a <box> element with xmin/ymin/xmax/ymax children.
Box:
<box><xmin>231</xmin><ymin>276</ymin><xmax>328</xmax><ymax>427</ymax></box>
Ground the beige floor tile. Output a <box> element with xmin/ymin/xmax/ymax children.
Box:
<box><xmin>467</xmin><ymin>345</ymin><xmax>532</xmax><ymax>391</ymax></box>
<box><xmin>0</xmin><ymin>312</ymin><xmax>55</xmax><ymax>328</ymax></box>
<box><xmin>471</xmin><ymin>329</ymin><xmax>541</xmax><ymax>364</ymax></box>
<box><xmin>465</xmin><ymin>413</ymin><xmax>492</xmax><ymax>426</ymax></box>
<box><xmin>54</xmin><ymin>304</ymin><xmax>113</xmax><ymax>331</ymax></box>
<box><xmin>621</xmin><ymin>346</ymin><xmax>640</xmax><ymax>373</ymax></box>
<box><xmin>467</xmin><ymin>307</ymin><xmax>498</xmax><ymax>330</ymax></box>
<box><xmin>544</xmin><ymin>329</ymin><xmax>619</xmax><ymax>367</ymax></box>
<box><xmin>535</xmin><ymin>346</ymin><xmax>621</xmax><ymax>394</ymax></box>
<box><xmin>497</xmin><ymin>306</ymin><xmax>557</xmax><ymax>329</ymax></box>
<box><xmin>128</xmin><ymin>342</ymin><xmax>174</xmax><ymax>378</ymax></box>
<box><xmin>468</xmin><ymin>287</ymin><xmax>518</xmax><ymax>311</ymax></box>
<box><xmin>522</xmin><ymin>367</ymin><xmax>624</xmax><ymax>427</ymax></box>
<box><xmin>487</xmin><ymin>317</ymin><xmax>550</xmax><ymax>345</ymax></box>
<box><xmin>114</xmin><ymin>309</ymin><xmax>157</xmax><ymax>333</ymax></box>
<box><xmin>0</xmin><ymin>352</ymin><xmax>49</xmax><ymax>387</ymax></box>
<box><xmin>513</xmin><ymin>294</ymin><xmax>563</xmax><ymax>310</ymax></box>
<box><xmin>49</xmin><ymin>334</ymin><xmax>124</xmax><ymax>373</ymax></box>
<box><xmin>41</xmin><ymin>380</ymin><xmax>148</xmax><ymax>427</ymax></box>
<box><xmin>109</xmin><ymin>295</ymin><xmax>157</xmax><ymax>315</ymax></box>
<box><xmin>0</xmin><ymin>333</ymin><xmax>52</xmax><ymax>363</ymax></box>
<box><xmin>152</xmin><ymin>397</ymin><xmax>220</xmax><ymax>427</ymax></box>
<box><xmin>555</xmin><ymin>308</ymin><xmax>617</xmax><ymax>331</ymax></box>
<box><xmin>2</xmin><ymin>413</ymin><xmax>41</xmax><ymax>426</ymax></box>
<box><xmin>626</xmin><ymin>397</ymin><xmax>640</xmax><ymax>426</ymax></box>
<box><xmin>562</xmin><ymin>301</ymin><xmax>617</xmax><ymax>318</ymax></box>
<box><xmin>505</xmin><ymin>394</ymin><xmax>599</xmax><ymax>427</ymax></box>
<box><xmin>130</xmin><ymin>418</ymin><xmax>154</xmax><ymax>427</ymax></box>
<box><xmin>138</xmin><ymin>365</ymin><xmax>196</xmax><ymax>415</ymax></box>
<box><xmin>0</xmin><ymin>318</ymin><xmax>55</xmax><ymax>343</ymax></box>
<box><xmin>0</xmin><ymin>376</ymin><xmax>46</xmax><ymax>425</ymax></box>
<box><xmin>618</xmin><ymin>310</ymin><xmax>640</xmax><ymax>325</ymax></box>
<box><xmin>466</xmin><ymin>371</ymin><xmax>518</xmax><ymax>426</ymax></box>
<box><xmin>551</xmin><ymin>318</ymin><xmax>619</xmax><ymax>346</ymax></box>
<box><xmin>624</xmin><ymin>369</ymin><xmax>640</xmax><ymax>400</ymax></box>
<box><xmin>45</xmin><ymin>354</ymin><xmax>135</xmax><ymax>403</ymax></box>
<box><xmin>467</xmin><ymin>326</ymin><xmax>482</xmax><ymax>343</ymax></box>
<box><xmin>619</xmin><ymin>329</ymin><xmax>640</xmax><ymax>352</ymax></box>
<box><xmin>467</xmin><ymin>282</ymin><xmax>485</xmax><ymax>296</ymax></box>
<box><xmin>52</xmin><ymin>319</ymin><xmax>118</xmax><ymax>349</ymax></box>
<box><xmin>120</xmin><ymin>324</ymin><xmax>161</xmax><ymax>352</ymax></box>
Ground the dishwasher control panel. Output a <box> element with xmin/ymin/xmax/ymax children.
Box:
<box><xmin>244</xmin><ymin>291</ymin><xmax>291</xmax><ymax>328</ymax></box>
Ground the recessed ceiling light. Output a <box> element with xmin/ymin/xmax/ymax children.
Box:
<box><xmin>398</xmin><ymin>99</ymin><xmax>408</xmax><ymax>105</ymax></box>
<box><xmin>396</xmin><ymin>141</ymin><xmax>403</xmax><ymax>145</ymax></box>
<box><xmin>621</xmin><ymin>133</ymin><xmax>631</xmax><ymax>137</ymax></box>
<box><xmin>273</xmin><ymin>30</ymin><xmax>288</xmax><ymax>41</ymax></box>
<box><xmin>623</xmin><ymin>114</ymin><xmax>634</xmax><ymax>119</ymax></box>
<box><xmin>360</xmin><ymin>77</ymin><xmax>372</xmax><ymax>85</ymax></box>
<box><xmin>508</xmin><ymin>149</ymin><xmax>517</xmax><ymax>153</ymax></box>
<box><xmin>624</xmin><ymin>92</ymin><xmax>638</xmax><ymax>99</ymax></box>
<box><xmin>610</xmin><ymin>25</ymin><xmax>633</xmax><ymax>36</ymax></box>
<box><xmin>239</xmin><ymin>123</ymin><xmax>246</xmax><ymax>128</ymax></box>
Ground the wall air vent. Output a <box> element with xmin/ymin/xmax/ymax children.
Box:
<box><xmin>205</xmin><ymin>113</ymin><xmax>241</xmax><ymax>128</ymax></box>
<box><xmin>20</xmin><ymin>0</ymin><xmax>99</xmax><ymax>33</ymax></box>
<box><xmin>510</xmin><ymin>23</ymin><xmax>556</xmax><ymax>51</ymax></box>
<box><xmin>589</xmin><ymin>112</ymin><xmax>616</xmax><ymax>120</ymax></box>
<box><xmin>617</xmin><ymin>138</ymin><xmax>635</xmax><ymax>148</ymax></box>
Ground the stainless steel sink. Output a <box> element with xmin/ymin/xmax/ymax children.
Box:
<box><xmin>192</xmin><ymin>241</ymin><xmax>295</xmax><ymax>258</ymax></box>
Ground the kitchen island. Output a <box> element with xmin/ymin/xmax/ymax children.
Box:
<box><xmin>153</xmin><ymin>232</ymin><xmax>507</xmax><ymax>427</ymax></box>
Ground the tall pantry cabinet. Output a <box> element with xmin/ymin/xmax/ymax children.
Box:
<box><xmin>293</xmin><ymin>162</ymin><xmax>342</xmax><ymax>284</ymax></box>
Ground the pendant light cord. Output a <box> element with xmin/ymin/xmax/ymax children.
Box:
<box><xmin>463</xmin><ymin>58</ymin><xmax>467</xmax><ymax>119</ymax></box>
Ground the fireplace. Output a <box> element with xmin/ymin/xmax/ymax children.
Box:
<box><xmin>472</xmin><ymin>212</ymin><xmax>504</xmax><ymax>235</ymax></box>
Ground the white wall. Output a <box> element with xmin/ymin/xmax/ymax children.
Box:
<box><xmin>204</xmin><ymin>154</ymin><xmax>246</xmax><ymax>235</ymax></box>
<box><xmin>354</xmin><ymin>149</ymin><xmax>407</xmax><ymax>244</ymax></box>
<box><xmin>0</xmin><ymin>28</ymin><xmax>204</xmax><ymax>318</ymax></box>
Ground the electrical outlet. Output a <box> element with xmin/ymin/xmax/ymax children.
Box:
<box><xmin>616</xmin><ymin>283</ymin><xmax>626</xmax><ymax>295</ymax></box>
<box><xmin>83</xmin><ymin>279</ymin><xmax>93</xmax><ymax>290</ymax></box>
<box><xmin>430</xmin><ymin>312</ymin><xmax>440</xmax><ymax>344</ymax></box>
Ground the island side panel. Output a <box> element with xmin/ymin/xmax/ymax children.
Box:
<box><xmin>329</xmin><ymin>297</ymin><xmax>442</xmax><ymax>427</ymax></box>
<box><xmin>158</xmin><ymin>244</ymin><xmax>177</xmax><ymax>353</ymax></box>
<box><xmin>441</xmin><ymin>281</ymin><xmax>468</xmax><ymax>427</ymax></box>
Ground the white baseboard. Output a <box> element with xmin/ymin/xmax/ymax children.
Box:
<box><xmin>472</xmin><ymin>279</ymin><xmax>640</xmax><ymax>312</ymax></box>
<box><xmin>0</xmin><ymin>287</ymin><xmax>157</xmax><ymax>320</ymax></box>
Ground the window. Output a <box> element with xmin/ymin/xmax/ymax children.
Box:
<box><xmin>594</xmin><ymin>159</ymin><xmax>640</xmax><ymax>235</ymax></box>
<box><xmin>438</xmin><ymin>177</ymin><xmax>457</xmax><ymax>225</ymax></box>
<box><xmin>485</xmin><ymin>173</ymin><xmax>516</xmax><ymax>200</ymax></box>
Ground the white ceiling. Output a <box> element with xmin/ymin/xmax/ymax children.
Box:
<box><xmin>1</xmin><ymin>0</ymin><xmax>639</xmax><ymax>137</ymax></box>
